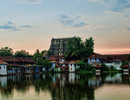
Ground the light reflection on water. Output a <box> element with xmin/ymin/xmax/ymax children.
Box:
<box><xmin>0</xmin><ymin>73</ymin><xmax>130</xmax><ymax>100</ymax></box>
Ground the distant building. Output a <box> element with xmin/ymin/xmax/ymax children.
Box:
<box><xmin>49</xmin><ymin>36</ymin><xmax>75</xmax><ymax>56</ymax></box>
<box><xmin>0</xmin><ymin>59</ymin><xmax>8</xmax><ymax>75</ymax></box>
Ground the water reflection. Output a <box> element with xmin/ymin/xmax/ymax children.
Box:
<box><xmin>0</xmin><ymin>73</ymin><xmax>130</xmax><ymax>100</ymax></box>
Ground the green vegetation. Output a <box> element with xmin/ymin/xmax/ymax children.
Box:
<box><xmin>76</xmin><ymin>60</ymin><xmax>94</xmax><ymax>72</ymax></box>
<box><xmin>120</xmin><ymin>61</ymin><xmax>129</xmax><ymax>68</ymax></box>
<box><xmin>0</xmin><ymin>47</ymin><xmax>13</xmax><ymax>56</ymax></box>
<box><xmin>33</xmin><ymin>49</ymin><xmax>52</xmax><ymax>71</ymax></box>
<box><xmin>128</xmin><ymin>54</ymin><xmax>130</xmax><ymax>60</ymax></box>
<box><xmin>101</xmin><ymin>63</ymin><xmax>109</xmax><ymax>71</ymax></box>
<box><xmin>14</xmin><ymin>50</ymin><xmax>33</xmax><ymax>57</ymax></box>
<box><xmin>65</xmin><ymin>36</ymin><xmax>94</xmax><ymax>62</ymax></box>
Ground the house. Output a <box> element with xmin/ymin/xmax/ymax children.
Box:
<box><xmin>95</xmin><ymin>64</ymin><xmax>101</xmax><ymax>75</ymax></box>
<box><xmin>0</xmin><ymin>59</ymin><xmax>8</xmax><ymax>75</ymax></box>
<box><xmin>87</xmin><ymin>53</ymin><xmax>129</xmax><ymax>70</ymax></box>
<box><xmin>49</xmin><ymin>56</ymin><xmax>80</xmax><ymax>72</ymax></box>
<box><xmin>87</xmin><ymin>53</ymin><xmax>106</xmax><ymax>66</ymax></box>
<box><xmin>122</xmin><ymin>65</ymin><xmax>129</xmax><ymax>75</ymax></box>
<box><xmin>0</xmin><ymin>57</ymin><xmax>35</xmax><ymax>66</ymax></box>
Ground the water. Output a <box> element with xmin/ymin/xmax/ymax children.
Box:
<box><xmin>0</xmin><ymin>73</ymin><xmax>130</xmax><ymax>100</ymax></box>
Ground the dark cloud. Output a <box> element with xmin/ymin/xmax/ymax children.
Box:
<box><xmin>59</xmin><ymin>16</ymin><xmax>88</xmax><ymax>28</ymax></box>
<box><xmin>128</xmin><ymin>27</ymin><xmax>130</xmax><ymax>31</ymax></box>
<box><xmin>59</xmin><ymin>19</ymin><xmax>74</xmax><ymax>26</ymax></box>
<box><xmin>109</xmin><ymin>0</ymin><xmax>130</xmax><ymax>12</ymax></box>
<box><xmin>0</xmin><ymin>21</ymin><xmax>32</xmax><ymax>31</ymax></box>
<box><xmin>124</xmin><ymin>15</ymin><xmax>129</xmax><ymax>17</ymax></box>
<box><xmin>0</xmin><ymin>21</ymin><xmax>19</xmax><ymax>31</ymax></box>
<box><xmin>60</xmin><ymin>15</ymin><xmax>68</xmax><ymax>19</ymax></box>
<box><xmin>20</xmin><ymin>25</ymin><xmax>32</xmax><ymax>28</ymax></box>
<box><xmin>73</xmin><ymin>22</ymin><xmax>88</xmax><ymax>28</ymax></box>
<box><xmin>7</xmin><ymin>21</ymin><xmax>13</xmax><ymax>25</ymax></box>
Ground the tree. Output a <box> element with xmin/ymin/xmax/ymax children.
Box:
<box><xmin>0</xmin><ymin>47</ymin><xmax>13</xmax><ymax>56</ymax></box>
<box><xmin>33</xmin><ymin>49</ymin><xmax>43</xmax><ymax>62</ymax></box>
<box><xmin>120</xmin><ymin>61</ymin><xmax>129</xmax><ymax>68</ymax></box>
<box><xmin>43</xmin><ymin>59</ymin><xmax>52</xmax><ymax>71</ymax></box>
<box><xmin>101</xmin><ymin>63</ymin><xmax>109</xmax><ymax>71</ymax></box>
<box><xmin>128</xmin><ymin>54</ymin><xmax>130</xmax><ymax>60</ymax></box>
<box><xmin>14</xmin><ymin>50</ymin><xmax>32</xmax><ymax>57</ymax></box>
<box><xmin>65</xmin><ymin>36</ymin><xmax>94</xmax><ymax>61</ymax></box>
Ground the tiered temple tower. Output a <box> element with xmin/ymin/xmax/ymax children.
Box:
<box><xmin>49</xmin><ymin>36</ymin><xmax>75</xmax><ymax>56</ymax></box>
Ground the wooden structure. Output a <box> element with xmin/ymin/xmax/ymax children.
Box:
<box><xmin>122</xmin><ymin>65</ymin><xmax>129</xmax><ymax>75</ymax></box>
<box><xmin>95</xmin><ymin>65</ymin><xmax>101</xmax><ymax>75</ymax></box>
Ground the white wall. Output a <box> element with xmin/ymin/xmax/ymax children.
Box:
<box><xmin>59</xmin><ymin>59</ymin><xmax>65</xmax><ymax>63</ymax></box>
<box><xmin>69</xmin><ymin>64</ymin><xmax>75</xmax><ymax>72</ymax></box>
<box><xmin>0</xmin><ymin>65</ymin><xmax>7</xmax><ymax>75</ymax></box>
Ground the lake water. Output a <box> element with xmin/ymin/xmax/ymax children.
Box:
<box><xmin>0</xmin><ymin>73</ymin><xmax>130</xmax><ymax>100</ymax></box>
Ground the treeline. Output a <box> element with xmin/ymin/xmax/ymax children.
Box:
<box><xmin>0</xmin><ymin>47</ymin><xmax>52</xmax><ymax>58</ymax></box>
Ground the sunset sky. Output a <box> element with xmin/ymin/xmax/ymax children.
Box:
<box><xmin>0</xmin><ymin>0</ymin><xmax>130</xmax><ymax>55</ymax></box>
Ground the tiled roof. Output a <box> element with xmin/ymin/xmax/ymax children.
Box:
<box><xmin>0</xmin><ymin>59</ymin><xmax>8</xmax><ymax>65</ymax></box>
<box><xmin>88</xmin><ymin>53</ymin><xmax>129</xmax><ymax>62</ymax></box>
<box><xmin>0</xmin><ymin>57</ymin><xmax>34</xmax><ymax>63</ymax></box>
<box><xmin>48</xmin><ymin>55</ymin><xmax>64</xmax><ymax>61</ymax></box>
<box><xmin>122</xmin><ymin>65</ymin><xmax>129</xmax><ymax>67</ymax></box>
<box><xmin>95</xmin><ymin>65</ymin><xmax>101</xmax><ymax>68</ymax></box>
<box><xmin>65</xmin><ymin>60</ymin><xmax>79</xmax><ymax>64</ymax></box>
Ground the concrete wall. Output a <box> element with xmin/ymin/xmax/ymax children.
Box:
<box><xmin>0</xmin><ymin>65</ymin><xmax>7</xmax><ymax>75</ymax></box>
<box><xmin>59</xmin><ymin>59</ymin><xmax>65</xmax><ymax>63</ymax></box>
<box><xmin>69</xmin><ymin>64</ymin><xmax>75</xmax><ymax>72</ymax></box>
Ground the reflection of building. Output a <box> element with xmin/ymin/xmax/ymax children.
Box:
<box><xmin>49</xmin><ymin>37</ymin><xmax>75</xmax><ymax>56</ymax></box>
<box><xmin>88</xmin><ymin>77</ymin><xmax>102</xmax><ymax>88</ymax></box>
<box><xmin>0</xmin><ymin>76</ymin><xmax>7</xmax><ymax>87</ymax></box>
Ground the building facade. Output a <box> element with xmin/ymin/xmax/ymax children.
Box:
<box><xmin>49</xmin><ymin>37</ymin><xmax>75</xmax><ymax>56</ymax></box>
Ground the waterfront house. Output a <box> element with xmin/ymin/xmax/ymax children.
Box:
<box><xmin>122</xmin><ymin>65</ymin><xmax>129</xmax><ymax>75</ymax></box>
<box><xmin>0</xmin><ymin>59</ymin><xmax>8</xmax><ymax>75</ymax></box>
<box><xmin>0</xmin><ymin>57</ymin><xmax>35</xmax><ymax>66</ymax></box>
<box><xmin>87</xmin><ymin>53</ymin><xmax>129</xmax><ymax>70</ymax></box>
<box><xmin>49</xmin><ymin>56</ymin><xmax>80</xmax><ymax>72</ymax></box>
<box><xmin>87</xmin><ymin>53</ymin><xmax>106</xmax><ymax>66</ymax></box>
<box><xmin>95</xmin><ymin>64</ymin><xmax>101</xmax><ymax>75</ymax></box>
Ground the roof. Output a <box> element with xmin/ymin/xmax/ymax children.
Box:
<box><xmin>95</xmin><ymin>65</ymin><xmax>101</xmax><ymax>68</ymax></box>
<box><xmin>48</xmin><ymin>55</ymin><xmax>64</xmax><ymax>61</ymax></box>
<box><xmin>0</xmin><ymin>59</ymin><xmax>8</xmax><ymax>65</ymax></box>
<box><xmin>0</xmin><ymin>57</ymin><xmax>35</xmax><ymax>63</ymax></box>
<box><xmin>88</xmin><ymin>53</ymin><xmax>129</xmax><ymax>62</ymax></box>
<box><xmin>65</xmin><ymin>60</ymin><xmax>79</xmax><ymax>64</ymax></box>
<box><xmin>87</xmin><ymin>53</ymin><xmax>107</xmax><ymax>60</ymax></box>
<box><xmin>122</xmin><ymin>65</ymin><xmax>129</xmax><ymax>67</ymax></box>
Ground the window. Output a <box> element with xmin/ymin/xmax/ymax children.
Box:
<box><xmin>70</xmin><ymin>64</ymin><xmax>72</xmax><ymax>66</ymax></box>
<box><xmin>0</xmin><ymin>67</ymin><xmax>1</xmax><ymax>69</ymax></box>
<box><xmin>71</xmin><ymin>68</ymin><xmax>72</xmax><ymax>70</ymax></box>
<box><xmin>4</xmin><ymin>66</ymin><xmax>5</xmax><ymax>69</ymax></box>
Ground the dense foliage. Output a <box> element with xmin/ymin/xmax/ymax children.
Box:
<box><xmin>65</xmin><ymin>36</ymin><xmax>94</xmax><ymax>62</ymax></box>
<box><xmin>0</xmin><ymin>47</ymin><xmax>13</xmax><ymax>56</ymax></box>
<box><xmin>14</xmin><ymin>50</ymin><xmax>32</xmax><ymax>57</ymax></box>
<box><xmin>33</xmin><ymin>49</ymin><xmax>52</xmax><ymax>70</ymax></box>
<box><xmin>128</xmin><ymin>54</ymin><xmax>130</xmax><ymax>60</ymax></box>
<box><xmin>77</xmin><ymin>60</ymin><xmax>94</xmax><ymax>71</ymax></box>
<box><xmin>120</xmin><ymin>61</ymin><xmax>129</xmax><ymax>68</ymax></box>
<box><xmin>101</xmin><ymin>63</ymin><xmax>109</xmax><ymax>71</ymax></box>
